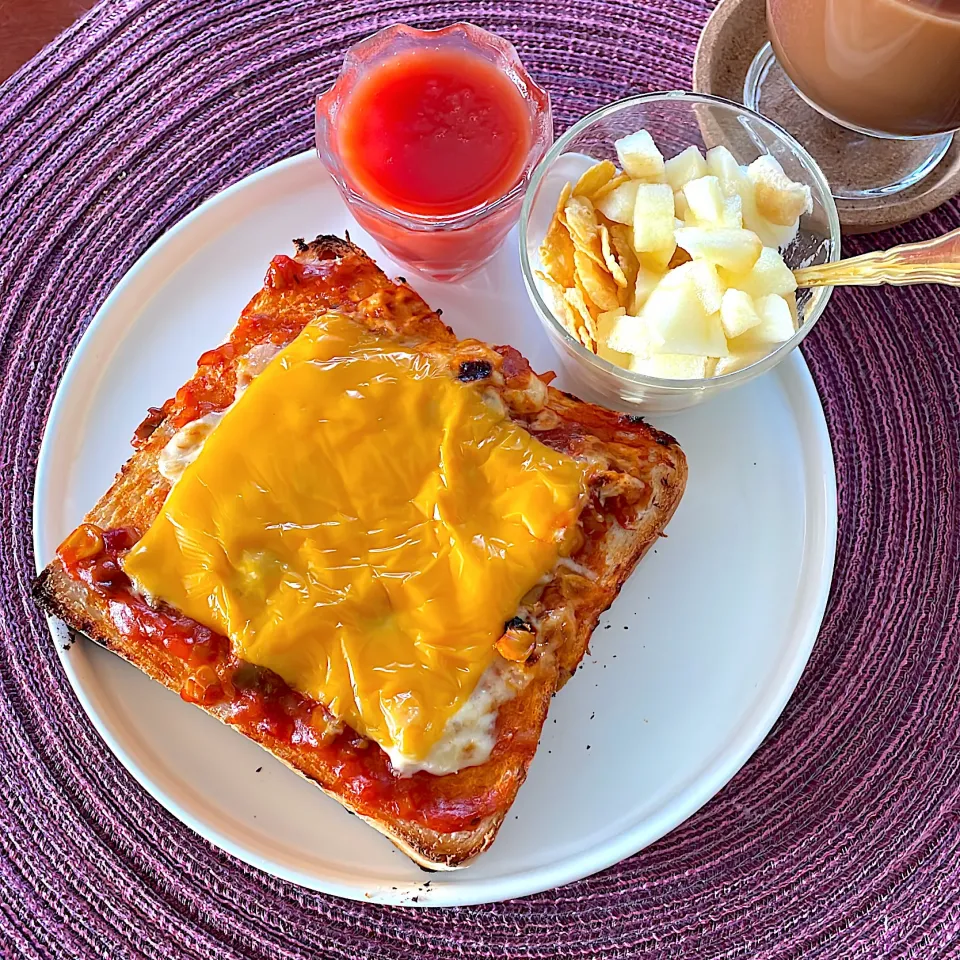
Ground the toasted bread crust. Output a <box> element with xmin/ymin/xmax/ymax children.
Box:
<box><xmin>34</xmin><ymin>236</ymin><xmax>686</xmax><ymax>868</ymax></box>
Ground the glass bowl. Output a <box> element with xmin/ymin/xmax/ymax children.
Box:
<box><xmin>519</xmin><ymin>91</ymin><xmax>841</xmax><ymax>414</ymax></box>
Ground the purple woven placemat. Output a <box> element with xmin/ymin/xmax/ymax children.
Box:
<box><xmin>2</xmin><ymin>0</ymin><xmax>959</xmax><ymax>956</ymax></box>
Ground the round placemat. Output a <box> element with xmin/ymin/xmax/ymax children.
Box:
<box><xmin>1</xmin><ymin>1</ymin><xmax>959</xmax><ymax>957</ymax></box>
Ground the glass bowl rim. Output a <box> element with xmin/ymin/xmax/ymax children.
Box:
<box><xmin>518</xmin><ymin>89</ymin><xmax>842</xmax><ymax>390</ymax></box>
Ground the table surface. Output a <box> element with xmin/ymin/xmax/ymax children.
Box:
<box><xmin>0</xmin><ymin>0</ymin><xmax>94</xmax><ymax>82</ymax></box>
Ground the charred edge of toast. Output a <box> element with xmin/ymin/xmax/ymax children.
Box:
<box><xmin>292</xmin><ymin>234</ymin><xmax>361</xmax><ymax>262</ymax></box>
<box><xmin>613</xmin><ymin>411</ymin><xmax>681</xmax><ymax>451</ymax></box>
<box><xmin>34</xmin><ymin>566</ymin><xmax>107</xmax><ymax>652</ymax></box>
<box><xmin>293</xmin><ymin>233</ymin><xmax>356</xmax><ymax>260</ymax></box>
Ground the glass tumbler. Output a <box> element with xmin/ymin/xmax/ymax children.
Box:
<box><xmin>316</xmin><ymin>23</ymin><xmax>553</xmax><ymax>282</ymax></box>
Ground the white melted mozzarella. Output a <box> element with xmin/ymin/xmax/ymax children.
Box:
<box><xmin>555</xmin><ymin>555</ymin><xmax>597</xmax><ymax>580</ymax></box>
<box><xmin>157</xmin><ymin>342</ymin><xmax>282</xmax><ymax>484</ymax></box>
<box><xmin>385</xmin><ymin>656</ymin><xmax>526</xmax><ymax>776</ymax></box>
<box><xmin>158</xmin><ymin>410</ymin><xmax>225</xmax><ymax>483</ymax></box>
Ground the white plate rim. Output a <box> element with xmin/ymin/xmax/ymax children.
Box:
<box><xmin>32</xmin><ymin>151</ymin><xmax>837</xmax><ymax>907</ymax></box>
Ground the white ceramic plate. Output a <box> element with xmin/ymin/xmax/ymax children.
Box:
<box><xmin>34</xmin><ymin>152</ymin><xmax>836</xmax><ymax>907</ymax></box>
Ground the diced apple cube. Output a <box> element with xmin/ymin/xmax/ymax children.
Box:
<box><xmin>690</xmin><ymin>259</ymin><xmax>724</xmax><ymax>314</ymax></box>
<box><xmin>683</xmin><ymin>177</ymin><xmax>745</xmax><ymax>228</ymax></box>
<box><xmin>722</xmin><ymin>194</ymin><xmax>743</xmax><ymax>228</ymax></box>
<box><xmin>615</xmin><ymin>129</ymin><xmax>665</xmax><ymax>181</ymax></box>
<box><xmin>606</xmin><ymin>311</ymin><xmax>653</xmax><ymax>359</ymax></box>
<box><xmin>663</xmin><ymin>145</ymin><xmax>707</xmax><ymax>191</ymax></box>
<box><xmin>719</xmin><ymin>288</ymin><xmax>762</xmax><ymax>339</ymax></box>
<box><xmin>598</xmin><ymin>341</ymin><xmax>631</xmax><ymax>366</ymax></box>
<box><xmin>706</xmin><ymin>147</ymin><xmax>796</xmax><ymax>246</ymax></box>
<box><xmin>747</xmin><ymin>155</ymin><xmax>813</xmax><ymax>226</ymax></box>
<box><xmin>638</xmin><ymin>264</ymin><xmax>729</xmax><ymax>357</ymax></box>
<box><xmin>743</xmin><ymin>209</ymin><xmax>800</xmax><ymax>250</ymax></box>
<box><xmin>757</xmin><ymin>293</ymin><xmax>798</xmax><ymax>337</ymax></box>
<box><xmin>714</xmin><ymin>350</ymin><xmax>768</xmax><ymax>376</ymax></box>
<box><xmin>729</xmin><ymin>162</ymin><xmax>801</xmax><ymax>247</ymax></box>
<box><xmin>595</xmin><ymin>180</ymin><xmax>640</xmax><ymax>225</ymax></box>
<box><xmin>596</xmin><ymin>308</ymin><xmax>631</xmax><ymax>366</ymax></box>
<box><xmin>644</xmin><ymin>245</ymin><xmax>679</xmax><ymax>273</ymax></box>
<box><xmin>648</xmin><ymin>307</ymin><xmax>727</xmax><ymax>357</ymax></box>
<box><xmin>682</xmin><ymin>175</ymin><xmax>726</xmax><ymax>225</ymax></box>
<box><xmin>632</xmin><ymin>183</ymin><xmax>676</xmax><ymax>265</ymax></box>
<box><xmin>674</xmin><ymin>190</ymin><xmax>690</xmax><ymax>222</ymax></box>
<box><xmin>631</xmin><ymin>264</ymin><xmax>662</xmax><ymax>314</ymax></box>
<box><xmin>631</xmin><ymin>353</ymin><xmax>716</xmax><ymax>380</ymax></box>
<box><xmin>674</xmin><ymin>227</ymin><xmax>762</xmax><ymax>273</ymax></box>
<box><xmin>731</xmin><ymin>294</ymin><xmax>796</xmax><ymax>350</ymax></box>
<box><xmin>705</xmin><ymin>146</ymin><xmax>748</xmax><ymax>197</ymax></box>
<box><xmin>722</xmin><ymin>246</ymin><xmax>797</xmax><ymax>298</ymax></box>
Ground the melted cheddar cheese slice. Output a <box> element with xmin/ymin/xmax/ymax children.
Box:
<box><xmin>123</xmin><ymin>313</ymin><xmax>586</xmax><ymax>765</ymax></box>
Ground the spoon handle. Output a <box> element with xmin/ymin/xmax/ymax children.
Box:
<box><xmin>793</xmin><ymin>227</ymin><xmax>960</xmax><ymax>288</ymax></box>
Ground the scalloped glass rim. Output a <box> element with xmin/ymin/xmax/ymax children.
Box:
<box><xmin>518</xmin><ymin>90</ymin><xmax>842</xmax><ymax>390</ymax></box>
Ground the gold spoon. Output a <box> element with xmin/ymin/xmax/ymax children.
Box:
<box><xmin>793</xmin><ymin>227</ymin><xmax>960</xmax><ymax>288</ymax></box>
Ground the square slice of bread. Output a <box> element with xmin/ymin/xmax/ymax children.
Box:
<box><xmin>34</xmin><ymin>236</ymin><xmax>687</xmax><ymax>869</ymax></box>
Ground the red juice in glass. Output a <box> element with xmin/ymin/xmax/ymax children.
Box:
<box><xmin>316</xmin><ymin>24</ymin><xmax>552</xmax><ymax>282</ymax></box>
<box><xmin>337</xmin><ymin>49</ymin><xmax>533</xmax><ymax>217</ymax></box>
